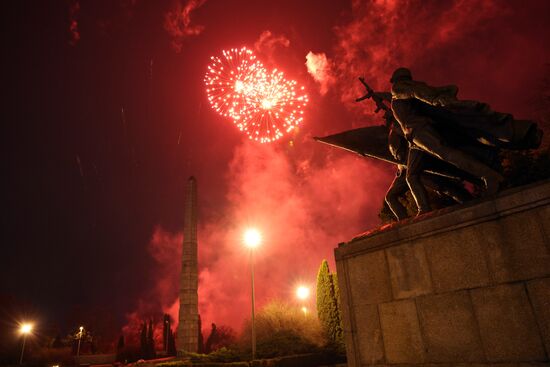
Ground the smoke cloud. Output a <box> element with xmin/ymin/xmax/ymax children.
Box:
<box><xmin>305</xmin><ymin>51</ymin><xmax>335</xmax><ymax>95</ymax></box>
<box><xmin>255</xmin><ymin>31</ymin><xmax>290</xmax><ymax>53</ymax></box>
<box><xmin>126</xmin><ymin>0</ymin><xmax>550</xmax><ymax>340</ymax></box>
<box><xmin>164</xmin><ymin>0</ymin><xmax>207</xmax><ymax>52</ymax></box>
<box><xmin>125</xmin><ymin>141</ymin><xmax>391</xmax><ymax>335</ymax></box>
<box><xmin>307</xmin><ymin>0</ymin><xmax>550</xmax><ymax>120</ymax></box>
<box><xmin>198</xmin><ymin>141</ymin><xmax>390</xmax><ymax>331</ymax></box>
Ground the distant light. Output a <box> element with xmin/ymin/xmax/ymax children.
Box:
<box><xmin>296</xmin><ymin>286</ymin><xmax>310</xmax><ymax>300</ymax></box>
<box><xmin>301</xmin><ymin>306</ymin><xmax>308</xmax><ymax>315</ymax></box>
<box><xmin>79</xmin><ymin>326</ymin><xmax>84</xmax><ymax>332</ymax></box>
<box><xmin>20</xmin><ymin>323</ymin><xmax>33</xmax><ymax>334</ymax></box>
<box><xmin>243</xmin><ymin>228</ymin><xmax>262</xmax><ymax>249</ymax></box>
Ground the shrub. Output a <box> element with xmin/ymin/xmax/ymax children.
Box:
<box><xmin>239</xmin><ymin>300</ymin><xmax>323</xmax><ymax>358</ymax></box>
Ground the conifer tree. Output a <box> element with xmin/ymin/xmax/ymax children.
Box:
<box><xmin>162</xmin><ymin>314</ymin><xmax>170</xmax><ymax>352</ymax></box>
<box><xmin>167</xmin><ymin>329</ymin><xmax>177</xmax><ymax>356</ymax></box>
<box><xmin>316</xmin><ymin>260</ymin><xmax>344</xmax><ymax>348</ymax></box>
<box><xmin>197</xmin><ymin>315</ymin><xmax>204</xmax><ymax>353</ymax></box>
<box><xmin>205</xmin><ymin>323</ymin><xmax>218</xmax><ymax>353</ymax></box>
<box><xmin>330</xmin><ymin>272</ymin><xmax>344</xmax><ymax>347</ymax></box>
<box><xmin>140</xmin><ymin>322</ymin><xmax>148</xmax><ymax>359</ymax></box>
<box><xmin>117</xmin><ymin>335</ymin><xmax>125</xmax><ymax>350</ymax></box>
<box><xmin>147</xmin><ymin>319</ymin><xmax>156</xmax><ymax>358</ymax></box>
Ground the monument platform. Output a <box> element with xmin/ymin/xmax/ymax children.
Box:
<box><xmin>335</xmin><ymin>180</ymin><xmax>550</xmax><ymax>366</ymax></box>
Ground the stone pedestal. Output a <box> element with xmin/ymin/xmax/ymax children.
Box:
<box><xmin>335</xmin><ymin>180</ymin><xmax>550</xmax><ymax>366</ymax></box>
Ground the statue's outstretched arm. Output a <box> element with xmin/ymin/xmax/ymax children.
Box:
<box><xmin>392</xmin><ymin>80</ymin><xmax>457</xmax><ymax>106</ymax></box>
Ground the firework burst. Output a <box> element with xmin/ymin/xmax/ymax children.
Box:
<box><xmin>204</xmin><ymin>47</ymin><xmax>308</xmax><ymax>143</ymax></box>
<box><xmin>205</xmin><ymin>47</ymin><xmax>264</xmax><ymax>120</ymax></box>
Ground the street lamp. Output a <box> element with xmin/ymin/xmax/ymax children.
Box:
<box><xmin>19</xmin><ymin>323</ymin><xmax>33</xmax><ymax>365</ymax></box>
<box><xmin>243</xmin><ymin>228</ymin><xmax>262</xmax><ymax>360</ymax></box>
<box><xmin>76</xmin><ymin>326</ymin><xmax>84</xmax><ymax>357</ymax></box>
<box><xmin>296</xmin><ymin>285</ymin><xmax>310</xmax><ymax>317</ymax></box>
<box><xmin>296</xmin><ymin>286</ymin><xmax>310</xmax><ymax>301</ymax></box>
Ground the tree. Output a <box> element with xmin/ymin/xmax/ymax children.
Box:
<box><xmin>197</xmin><ymin>315</ymin><xmax>204</xmax><ymax>353</ymax></box>
<box><xmin>147</xmin><ymin>319</ymin><xmax>156</xmax><ymax>359</ymax></box>
<box><xmin>139</xmin><ymin>322</ymin><xmax>148</xmax><ymax>359</ymax></box>
<box><xmin>239</xmin><ymin>300</ymin><xmax>321</xmax><ymax>358</ymax></box>
<box><xmin>116</xmin><ymin>335</ymin><xmax>125</xmax><ymax>362</ymax></box>
<box><xmin>167</xmin><ymin>329</ymin><xmax>177</xmax><ymax>356</ymax></box>
<box><xmin>204</xmin><ymin>323</ymin><xmax>218</xmax><ymax>354</ymax></box>
<box><xmin>117</xmin><ymin>335</ymin><xmax>125</xmax><ymax>350</ymax></box>
<box><xmin>162</xmin><ymin>314</ymin><xmax>170</xmax><ymax>352</ymax></box>
<box><xmin>316</xmin><ymin>260</ymin><xmax>344</xmax><ymax>349</ymax></box>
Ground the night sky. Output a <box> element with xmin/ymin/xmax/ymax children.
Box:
<box><xmin>2</xmin><ymin>0</ymin><xmax>550</xmax><ymax>346</ymax></box>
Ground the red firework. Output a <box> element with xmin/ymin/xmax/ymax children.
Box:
<box><xmin>204</xmin><ymin>47</ymin><xmax>308</xmax><ymax>143</ymax></box>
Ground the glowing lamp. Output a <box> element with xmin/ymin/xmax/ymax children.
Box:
<box><xmin>20</xmin><ymin>324</ymin><xmax>33</xmax><ymax>334</ymax></box>
<box><xmin>243</xmin><ymin>228</ymin><xmax>262</xmax><ymax>249</ymax></box>
<box><xmin>296</xmin><ymin>286</ymin><xmax>310</xmax><ymax>300</ymax></box>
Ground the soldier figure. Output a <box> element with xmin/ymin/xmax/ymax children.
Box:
<box><xmin>390</xmin><ymin>67</ymin><xmax>505</xmax><ymax>201</ymax></box>
<box><xmin>384</xmin><ymin>125</ymin><xmax>470</xmax><ymax>220</ymax></box>
<box><xmin>315</xmin><ymin>69</ymin><xmax>543</xmax><ymax>221</ymax></box>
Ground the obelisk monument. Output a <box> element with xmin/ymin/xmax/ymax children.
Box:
<box><xmin>176</xmin><ymin>176</ymin><xmax>199</xmax><ymax>352</ymax></box>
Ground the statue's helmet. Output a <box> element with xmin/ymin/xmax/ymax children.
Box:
<box><xmin>390</xmin><ymin>67</ymin><xmax>412</xmax><ymax>83</ymax></box>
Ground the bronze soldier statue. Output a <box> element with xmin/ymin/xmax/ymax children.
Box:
<box><xmin>389</xmin><ymin>67</ymin><xmax>542</xmax><ymax>210</ymax></box>
<box><xmin>390</xmin><ymin>67</ymin><xmax>504</xmax><ymax>198</ymax></box>
<box><xmin>314</xmin><ymin>68</ymin><xmax>543</xmax><ymax>221</ymax></box>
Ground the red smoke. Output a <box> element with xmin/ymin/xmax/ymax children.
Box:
<box><xmin>164</xmin><ymin>0</ymin><xmax>207</xmax><ymax>52</ymax></box>
<box><xmin>309</xmin><ymin>0</ymin><xmax>550</xmax><ymax>122</ymax></box>
<box><xmin>254</xmin><ymin>31</ymin><xmax>291</xmax><ymax>63</ymax></box>
<box><xmin>125</xmin><ymin>0</ymin><xmax>550</xmax><ymax>339</ymax></box>
<box><xmin>126</xmin><ymin>141</ymin><xmax>391</xmax><ymax>335</ymax></box>
<box><xmin>305</xmin><ymin>51</ymin><xmax>335</xmax><ymax>96</ymax></box>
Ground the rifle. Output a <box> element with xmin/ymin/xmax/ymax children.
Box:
<box><xmin>355</xmin><ymin>77</ymin><xmax>395</xmax><ymax>127</ymax></box>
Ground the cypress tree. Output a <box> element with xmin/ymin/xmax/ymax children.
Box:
<box><xmin>316</xmin><ymin>260</ymin><xmax>344</xmax><ymax>348</ymax></box>
<box><xmin>197</xmin><ymin>315</ymin><xmax>204</xmax><ymax>353</ymax></box>
<box><xmin>205</xmin><ymin>323</ymin><xmax>218</xmax><ymax>353</ymax></box>
<box><xmin>147</xmin><ymin>319</ymin><xmax>156</xmax><ymax>358</ymax></box>
<box><xmin>116</xmin><ymin>335</ymin><xmax>125</xmax><ymax>362</ymax></box>
<box><xmin>162</xmin><ymin>314</ymin><xmax>170</xmax><ymax>352</ymax></box>
<box><xmin>330</xmin><ymin>272</ymin><xmax>344</xmax><ymax>347</ymax></box>
<box><xmin>117</xmin><ymin>335</ymin><xmax>125</xmax><ymax>350</ymax></box>
<box><xmin>140</xmin><ymin>322</ymin><xmax>148</xmax><ymax>359</ymax></box>
<box><xmin>167</xmin><ymin>328</ymin><xmax>177</xmax><ymax>356</ymax></box>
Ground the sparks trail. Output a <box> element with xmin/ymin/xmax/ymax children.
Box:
<box><xmin>75</xmin><ymin>155</ymin><xmax>84</xmax><ymax>178</ymax></box>
<box><xmin>204</xmin><ymin>47</ymin><xmax>308</xmax><ymax>143</ymax></box>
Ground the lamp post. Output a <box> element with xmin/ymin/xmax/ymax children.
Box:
<box><xmin>296</xmin><ymin>285</ymin><xmax>310</xmax><ymax>316</ymax></box>
<box><xmin>243</xmin><ymin>228</ymin><xmax>262</xmax><ymax>360</ymax></box>
<box><xmin>76</xmin><ymin>326</ymin><xmax>84</xmax><ymax>357</ymax></box>
<box><xmin>19</xmin><ymin>323</ymin><xmax>33</xmax><ymax>365</ymax></box>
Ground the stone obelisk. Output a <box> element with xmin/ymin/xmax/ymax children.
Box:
<box><xmin>176</xmin><ymin>176</ymin><xmax>199</xmax><ymax>352</ymax></box>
